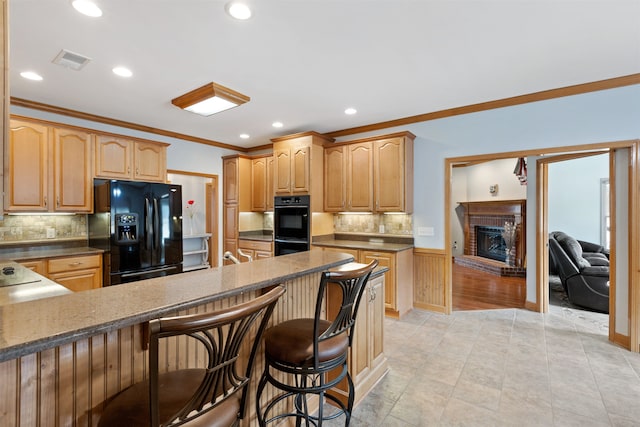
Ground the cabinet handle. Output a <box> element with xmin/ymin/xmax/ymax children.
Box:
<box><xmin>43</xmin><ymin>196</ymin><xmax>47</xmax><ymax>207</ymax></box>
<box><xmin>136</xmin><ymin>167</ymin><xmax>139</xmax><ymax>175</ymax></box>
<box><xmin>57</xmin><ymin>196</ymin><xmax>60</xmax><ymax>207</ymax></box>
<box><xmin>127</xmin><ymin>166</ymin><xmax>130</xmax><ymax>174</ymax></box>
<box><xmin>69</xmin><ymin>262</ymin><xmax>83</xmax><ymax>266</ymax></box>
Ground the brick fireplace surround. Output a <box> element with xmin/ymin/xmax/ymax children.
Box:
<box><xmin>455</xmin><ymin>200</ymin><xmax>526</xmax><ymax>277</ymax></box>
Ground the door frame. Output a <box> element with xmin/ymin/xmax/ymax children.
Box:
<box><xmin>444</xmin><ymin>139</ymin><xmax>639</xmax><ymax>350</ymax></box>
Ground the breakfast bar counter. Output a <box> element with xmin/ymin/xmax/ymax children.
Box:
<box><xmin>0</xmin><ymin>250</ymin><xmax>391</xmax><ymax>426</ymax></box>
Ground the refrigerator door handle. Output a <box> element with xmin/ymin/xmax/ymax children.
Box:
<box><xmin>145</xmin><ymin>197</ymin><xmax>153</xmax><ymax>250</ymax></box>
<box><xmin>153</xmin><ymin>198</ymin><xmax>160</xmax><ymax>250</ymax></box>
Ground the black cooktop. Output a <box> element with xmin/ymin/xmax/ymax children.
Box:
<box><xmin>0</xmin><ymin>264</ymin><xmax>43</xmax><ymax>287</ymax></box>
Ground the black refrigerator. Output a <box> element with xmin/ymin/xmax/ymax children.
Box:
<box><xmin>89</xmin><ymin>179</ymin><xmax>183</xmax><ymax>286</ymax></box>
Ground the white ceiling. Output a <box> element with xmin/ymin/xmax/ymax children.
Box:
<box><xmin>9</xmin><ymin>0</ymin><xmax>640</xmax><ymax>149</ymax></box>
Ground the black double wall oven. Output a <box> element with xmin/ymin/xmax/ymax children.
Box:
<box><xmin>274</xmin><ymin>195</ymin><xmax>310</xmax><ymax>256</ymax></box>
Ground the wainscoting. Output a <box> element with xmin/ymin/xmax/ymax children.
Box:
<box><xmin>413</xmin><ymin>248</ymin><xmax>448</xmax><ymax>313</ymax></box>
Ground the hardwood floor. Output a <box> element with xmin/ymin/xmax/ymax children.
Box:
<box><xmin>452</xmin><ymin>263</ymin><xmax>526</xmax><ymax>311</ymax></box>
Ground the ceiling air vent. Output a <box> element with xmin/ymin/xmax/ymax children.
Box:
<box><xmin>52</xmin><ymin>49</ymin><xmax>91</xmax><ymax>71</ymax></box>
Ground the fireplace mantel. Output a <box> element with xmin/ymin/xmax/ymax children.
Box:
<box><xmin>459</xmin><ymin>199</ymin><xmax>526</xmax><ymax>268</ymax></box>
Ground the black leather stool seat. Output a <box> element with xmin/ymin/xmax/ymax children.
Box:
<box><xmin>264</xmin><ymin>319</ymin><xmax>349</xmax><ymax>366</ymax></box>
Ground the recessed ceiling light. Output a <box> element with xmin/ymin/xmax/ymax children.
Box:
<box><xmin>345</xmin><ymin>108</ymin><xmax>357</xmax><ymax>115</ymax></box>
<box><xmin>240</xmin><ymin>133</ymin><xmax>250</xmax><ymax>139</ymax></box>
<box><xmin>225</xmin><ymin>2</ymin><xmax>252</xmax><ymax>20</ymax></box>
<box><xmin>272</xmin><ymin>121</ymin><xmax>283</xmax><ymax>128</ymax></box>
<box><xmin>112</xmin><ymin>66</ymin><xmax>133</xmax><ymax>77</ymax></box>
<box><xmin>20</xmin><ymin>71</ymin><xmax>43</xmax><ymax>81</ymax></box>
<box><xmin>71</xmin><ymin>0</ymin><xmax>103</xmax><ymax>17</ymax></box>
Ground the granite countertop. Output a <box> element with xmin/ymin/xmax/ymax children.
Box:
<box><xmin>313</xmin><ymin>239</ymin><xmax>414</xmax><ymax>252</ymax></box>
<box><xmin>0</xmin><ymin>246</ymin><xmax>104</xmax><ymax>263</ymax></box>
<box><xmin>0</xmin><ymin>249</ymin><xmax>353</xmax><ymax>362</ymax></box>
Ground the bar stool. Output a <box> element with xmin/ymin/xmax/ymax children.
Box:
<box><xmin>98</xmin><ymin>285</ymin><xmax>285</xmax><ymax>427</ymax></box>
<box><xmin>255</xmin><ymin>260</ymin><xmax>378</xmax><ymax>426</ymax></box>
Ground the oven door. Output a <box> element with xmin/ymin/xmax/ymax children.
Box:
<box><xmin>274</xmin><ymin>206</ymin><xmax>309</xmax><ymax>241</ymax></box>
<box><xmin>274</xmin><ymin>239</ymin><xmax>309</xmax><ymax>256</ymax></box>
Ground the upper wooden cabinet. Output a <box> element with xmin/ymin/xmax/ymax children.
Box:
<box><xmin>251</xmin><ymin>156</ymin><xmax>268</xmax><ymax>212</ymax></box>
<box><xmin>95</xmin><ymin>136</ymin><xmax>167</xmax><ymax>182</ymax></box>
<box><xmin>6</xmin><ymin>120</ymin><xmax>92</xmax><ymax>213</ymax></box>
<box><xmin>222</xmin><ymin>155</ymin><xmax>251</xmax><ymax>264</ymax></box>
<box><xmin>271</xmin><ymin>132</ymin><xmax>334</xmax><ymax>212</ymax></box>
<box><xmin>323</xmin><ymin>145</ymin><xmax>346</xmax><ymax>212</ymax></box>
<box><xmin>266</xmin><ymin>156</ymin><xmax>274</xmax><ymax>211</ymax></box>
<box><xmin>323</xmin><ymin>131</ymin><xmax>414</xmax><ymax>213</ymax></box>
<box><xmin>374</xmin><ymin>136</ymin><xmax>414</xmax><ymax>212</ymax></box>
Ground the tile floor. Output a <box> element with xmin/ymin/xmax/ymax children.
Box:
<box><xmin>329</xmin><ymin>304</ymin><xmax>640</xmax><ymax>426</ymax></box>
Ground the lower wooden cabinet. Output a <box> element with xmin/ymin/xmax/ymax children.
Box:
<box><xmin>327</xmin><ymin>272</ymin><xmax>388</xmax><ymax>407</ymax></box>
<box><xmin>321</xmin><ymin>246</ymin><xmax>413</xmax><ymax>318</ymax></box>
<box><xmin>238</xmin><ymin>239</ymin><xmax>273</xmax><ymax>262</ymax></box>
<box><xmin>20</xmin><ymin>254</ymin><xmax>103</xmax><ymax>292</ymax></box>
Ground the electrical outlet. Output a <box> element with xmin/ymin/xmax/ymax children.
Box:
<box><xmin>46</xmin><ymin>228</ymin><xmax>56</xmax><ymax>239</ymax></box>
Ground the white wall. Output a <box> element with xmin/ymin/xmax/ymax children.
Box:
<box><xmin>548</xmin><ymin>154</ymin><xmax>609</xmax><ymax>245</ymax></box>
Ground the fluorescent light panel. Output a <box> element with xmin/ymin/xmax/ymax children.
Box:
<box><xmin>171</xmin><ymin>82</ymin><xmax>250</xmax><ymax>116</ymax></box>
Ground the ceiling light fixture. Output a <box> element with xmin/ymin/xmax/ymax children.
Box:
<box><xmin>225</xmin><ymin>2</ymin><xmax>252</xmax><ymax>20</ymax></box>
<box><xmin>112</xmin><ymin>66</ymin><xmax>132</xmax><ymax>77</ymax></box>
<box><xmin>20</xmin><ymin>71</ymin><xmax>43</xmax><ymax>81</ymax></box>
<box><xmin>272</xmin><ymin>121</ymin><xmax>283</xmax><ymax>128</ymax></box>
<box><xmin>345</xmin><ymin>107</ymin><xmax>357</xmax><ymax>115</ymax></box>
<box><xmin>171</xmin><ymin>82</ymin><xmax>250</xmax><ymax>116</ymax></box>
<box><xmin>71</xmin><ymin>0</ymin><xmax>103</xmax><ymax>17</ymax></box>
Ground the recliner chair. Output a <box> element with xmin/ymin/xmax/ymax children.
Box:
<box><xmin>548</xmin><ymin>231</ymin><xmax>609</xmax><ymax>313</ymax></box>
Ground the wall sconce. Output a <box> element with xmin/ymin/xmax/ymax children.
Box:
<box><xmin>171</xmin><ymin>82</ymin><xmax>250</xmax><ymax>116</ymax></box>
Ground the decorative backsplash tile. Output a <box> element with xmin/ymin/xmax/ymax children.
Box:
<box><xmin>334</xmin><ymin>213</ymin><xmax>412</xmax><ymax>235</ymax></box>
<box><xmin>0</xmin><ymin>215</ymin><xmax>88</xmax><ymax>242</ymax></box>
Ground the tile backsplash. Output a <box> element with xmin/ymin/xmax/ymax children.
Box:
<box><xmin>334</xmin><ymin>213</ymin><xmax>412</xmax><ymax>235</ymax></box>
<box><xmin>0</xmin><ymin>215</ymin><xmax>88</xmax><ymax>242</ymax></box>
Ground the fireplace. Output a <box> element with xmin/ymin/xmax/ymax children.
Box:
<box><xmin>476</xmin><ymin>226</ymin><xmax>506</xmax><ymax>262</ymax></box>
<box><xmin>455</xmin><ymin>200</ymin><xmax>526</xmax><ymax>277</ymax></box>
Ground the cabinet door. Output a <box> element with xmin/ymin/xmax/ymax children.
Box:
<box><xmin>322</xmin><ymin>246</ymin><xmax>360</xmax><ymax>261</ymax></box>
<box><xmin>369</xmin><ymin>275</ymin><xmax>385</xmax><ymax>370</ymax></box>
<box><xmin>134</xmin><ymin>141</ymin><xmax>166</xmax><ymax>182</ymax></box>
<box><xmin>251</xmin><ymin>157</ymin><xmax>267</xmax><ymax>211</ymax></box>
<box><xmin>266</xmin><ymin>157</ymin><xmax>274</xmax><ymax>211</ymax></box>
<box><xmin>324</xmin><ymin>146</ymin><xmax>346</xmax><ymax>212</ymax></box>
<box><xmin>347</xmin><ymin>142</ymin><xmax>373</xmax><ymax>211</ymax></box>
<box><xmin>223</xmin><ymin>158</ymin><xmax>239</xmax><ymax>204</ymax></box>
<box><xmin>374</xmin><ymin>138</ymin><xmax>404</xmax><ymax>212</ymax></box>
<box><xmin>273</xmin><ymin>147</ymin><xmax>291</xmax><ymax>195</ymax></box>
<box><xmin>19</xmin><ymin>260</ymin><xmax>46</xmax><ymax>275</ymax></box>
<box><xmin>53</xmin><ymin>128</ymin><xmax>93</xmax><ymax>212</ymax></box>
<box><xmin>291</xmin><ymin>145</ymin><xmax>310</xmax><ymax>194</ymax></box>
<box><xmin>255</xmin><ymin>250</ymin><xmax>272</xmax><ymax>260</ymax></box>
<box><xmin>351</xmin><ymin>284</ymin><xmax>371</xmax><ymax>384</ymax></box>
<box><xmin>7</xmin><ymin>120</ymin><xmax>49</xmax><ymax>211</ymax></box>
<box><xmin>361</xmin><ymin>251</ymin><xmax>395</xmax><ymax>311</ymax></box>
<box><xmin>95</xmin><ymin>136</ymin><xmax>132</xmax><ymax>179</ymax></box>
<box><xmin>48</xmin><ymin>269</ymin><xmax>101</xmax><ymax>292</ymax></box>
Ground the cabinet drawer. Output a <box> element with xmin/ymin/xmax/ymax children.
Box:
<box><xmin>238</xmin><ymin>239</ymin><xmax>272</xmax><ymax>252</ymax></box>
<box><xmin>48</xmin><ymin>255</ymin><xmax>101</xmax><ymax>273</ymax></box>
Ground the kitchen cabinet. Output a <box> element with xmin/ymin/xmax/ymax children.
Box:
<box><xmin>321</xmin><ymin>246</ymin><xmax>413</xmax><ymax>318</ymax></box>
<box><xmin>347</xmin><ymin>142</ymin><xmax>374</xmax><ymax>212</ymax></box>
<box><xmin>183</xmin><ymin>233</ymin><xmax>211</xmax><ymax>272</ymax></box>
<box><xmin>323</xmin><ymin>145</ymin><xmax>346</xmax><ymax>212</ymax></box>
<box><xmin>327</xmin><ymin>271</ymin><xmax>387</xmax><ymax>407</ymax></box>
<box><xmin>251</xmin><ymin>155</ymin><xmax>272</xmax><ymax>212</ymax></box>
<box><xmin>374</xmin><ymin>135</ymin><xmax>414</xmax><ymax>212</ymax></box>
<box><xmin>271</xmin><ymin>131</ymin><xmax>333</xmax><ymax>212</ymax></box>
<box><xmin>238</xmin><ymin>239</ymin><xmax>273</xmax><ymax>262</ymax></box>
<box><xmin>322</xmin><ymin>131</ymin><xmax>414</xmax><ymax>213</ymax></box>
<box><xmin>6</xmin><ymin>120</ymin><xmax>92</xmax><ymax>213</ymax></box>
<box><xmin>222</xmin><ymin>155</ymin><xmax>251</xmax><ymax>265</ymax></box>
<box><xmin>20</xmin><ymin>254</ymin><xmax>103</xmax><ymax>292</ymax></box>
<box><xmin>95</xmin><ymin>136</ymin><xmax>167</xmax><ymax>182</ymax></box>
